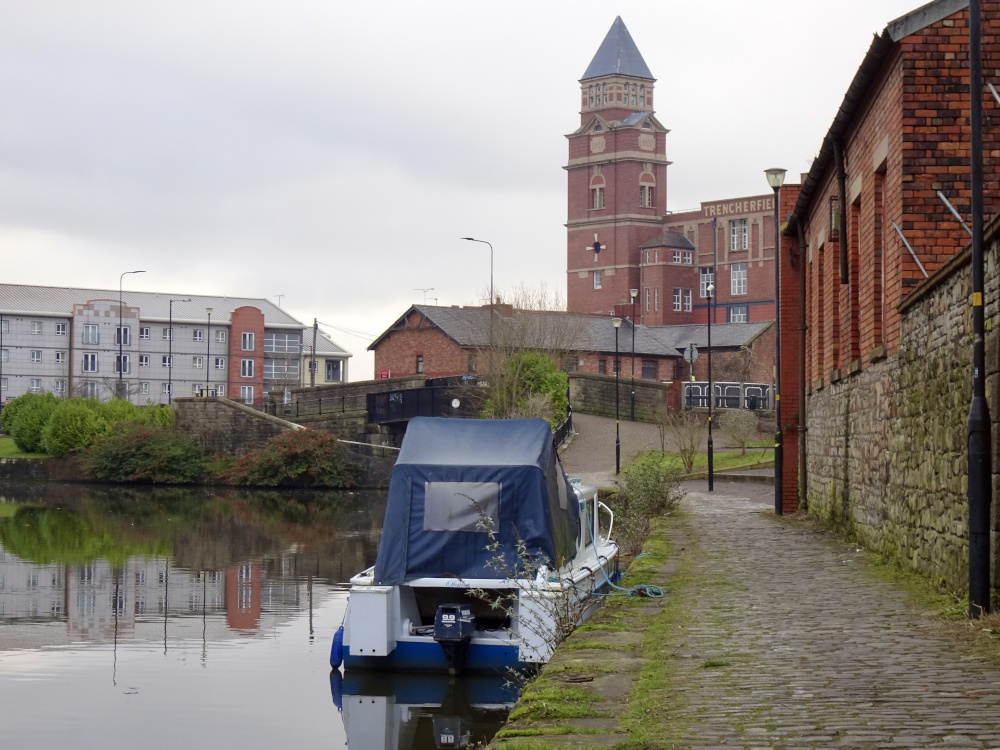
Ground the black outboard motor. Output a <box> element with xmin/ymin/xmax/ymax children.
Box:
<box><xmin>433</xmin><ymin>603</ymin><xmax>476</xmax><ymax>675</ymax></box>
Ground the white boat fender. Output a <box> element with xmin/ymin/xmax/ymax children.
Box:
<box><xmin>330</xmin><ymin>625</ymin><xmax>344</xmax><ymax>669</ymax></box>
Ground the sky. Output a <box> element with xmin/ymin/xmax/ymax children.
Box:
<box><xmin>0</xmin><ymin>0</ymin><xmax>927</xmax><ymax>379</ymax></box>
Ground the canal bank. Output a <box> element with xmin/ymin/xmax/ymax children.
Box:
<box><xmin>492</xmin><ymin>480</ymin><xmax>1000</xmax><ymax>749</ymax></box>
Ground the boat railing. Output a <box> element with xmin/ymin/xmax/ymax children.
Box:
<box><xmin>597</xmin><ymin>500</ymin><xmax>614</xmax><ymax>543</ymax></box>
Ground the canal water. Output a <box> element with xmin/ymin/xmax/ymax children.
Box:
<box><xmin>0</xmin><ymin>482</ymin><xmax>515</xmax><ymax>750</ymax></box>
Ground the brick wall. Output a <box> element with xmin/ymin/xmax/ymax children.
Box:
<box><xmin>229</xmin><ymin>306</ymin><xmax>265</xmax><ymax>406</ymax></box>
<box><xmin>371</xmin><ymin>312</ymin><xmax>471</xmax><ymax>378</ymax></box>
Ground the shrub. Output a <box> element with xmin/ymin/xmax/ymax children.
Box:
<box><xmin>8</xmin><ymin>393</ymin><xmax>60</xmax><ymax>452</ymax></box>
<box><xmin>612</xmin><ymin>456</ymin><xmax>683</xmax><ymax>557</ymax></box>
<box><xmin>661</xmin><ymin>410</ymin><xmax>703</xmax><ymax>473</ymax></box>
<box><xmin>219</xmin><ymin>429</ymin><xmax>358</xmax><ymax>488</ymax></box>
<box><xmin>84</xmin><ymin>424</ymin><xmax>204</xmax><ymax>483</ymax></box>
<box><xmin>0</xmin><ymin>392</ymin><xmax>36</xmax><ymax>434</ymax></box>
<box><xmin>482</xmin><ymin>352</ymin><xmax>569</xmax><ymax>429</ymax></box>
<box><xmin>41</xmin><ymin>401</ymin><xmax>110</xmax><ymax>456</ymax></box>
<box><xmin>719</xmin><ymin>409</ymin><xmax>759</xmax><ymax>455</ymax></box>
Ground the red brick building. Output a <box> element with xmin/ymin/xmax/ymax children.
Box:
<box><xmin>567</xmin><ymin>18</ymin><xmax>782</xmax><ymax>327</ymax></box>
<box><xmin>780</xmin><ymin>0</ymin><xmax>1000</xmax><ymax>512</ymax></box>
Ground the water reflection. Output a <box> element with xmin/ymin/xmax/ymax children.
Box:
<box><xmin>334</xmin><ymin>671</ymin><xmax>518</xmax><ymax>750</ymax></box>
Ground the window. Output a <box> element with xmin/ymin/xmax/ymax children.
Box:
<box><xmin>264</xmin><ymin>333</ymin><xmax>301</xmax><ymax>353</ymax></box>
<box><xmin>162</xmin><ymin>383</ymin><xmax>171</xmax><ymax>397</ymax></box>
<box><xmin>162</xmin><ymin>355</ymin><xmax>172</xmax><ymax>368</ymax></box>
<box><xmin>55</xmin><ymin>351</ymin><xmax>65</xmax><ymax>364</ymax></box>
<box><xmin>115</xmin><ymin>354</ymin><xmax>130</xmax><ymax>374</ymax></box>
<box><xmin>727</xmin><ymin>305</ymin><xmax>748</xmax><ymax>323</ymax></box>
<box><xmin>81</xmin><ymin>381</ymin><xmax>97</xmax><ymax>399</ymax></box>
<box><xmin>116</xmin><ymin>326</ymin><xmax>130</xmax><ymax>346</ymax></box>
<box><xmin>468</xmin><ymin>354</ymin><xmax>476</xmax><ymax>373</ymax></box>
<box><xmin>216</xmin><ymin>384</ymin><xmax>226</xmax><ymax>397</ymax></box>
<box><xmin>139</xmin><ymin>327</ymin><xmax>150</xmax><ymax>339</ymax></box>
<box><xmin>193</xmin><ymin>356</ymin><xmax>204</xmax><ymax>369</ymax></box>
<box><xmin>240</xmin><ymin>359</ymin><xmax>254</xmax><ymax>378</ymax></box>
<box><xmin>415</xmin><ymin>355</ymin><xmax>424</xmax><ymax>374</ymax></box>
<box><xmin>0</xmin><ymin>319</ymin><xmax>7</xmax><ymax>334</ymax></box>
<box><xmin>55</xmin><ymin>323</ymin><xmax>67</xmax><ymax>336</ymax></box>
<box><xmin>53</xmin><ymin>379</ymin><xmax>65</xmax><ymax>393</ymax></box>
<box><xmin>139</xmin><ymin>382</ymin><xmax>149</xmax><ymax>395</ymax></box>
<box><xmin>672</xmin><ymin>250</ymin><xmax>681</xmax><ymax>263</ymax></box>
<box><xmin>639</xmin><ymin>84</ymin><xmax>646</xmax><ymax>107</ymax></box>
<box><xmin>83</xmin><ymin>353</ymin><xmax>98</xmax><ymax>373</ymax></box>
<box><xmin>655</xmin><ymin>287</ymin><xmax>660</xmax><ymax>311</ymax></box>
<box><xmin>31</xmin><ymin>321</ymin><xmax>42</xmax><ymax>335</ymax></box>
<box><xmin>325</xmin><ymin>360</ymin><xmax>341</xmax><ymax>382</ymax></box>
<box><xmin>683</xmin><ymin>251</ymin><xmax>693</xmax><ymax>264</ymax></box>
<box><xmin>192</xmin><ymin>384</ymin><xmax>202</xmax><ymax>396</ymax></box>
<box><xmin>162</xmin><ymin>328</ymin><xmax>172</xmax><ymax>341</ymax></box>
<box><xmin>700</xmin><ymin>268</ymin><xmax>715</xmax><ymax>298</ymax></box>
<box><xmin>598</xmin><ymin>359</ymin><xmax>607</xmax><ymax>375</ymax></box>
<box><xmin>0</xmin><ymin>378</ymin><xmax>5</xmax><ymax>391</ymax></box>
<box><xmin>644</xmin><ymin>287</ymin><xmax>650</xmax><ymax>312</ymax></box>
<box><xmin>673</xmin><ymin>288</ymin><xmax>681</xmax><ymax>312</ymax></box>
<box><xmin>29</xmin><ymin>379</ymin><xmax>41</xmax><ymax>393</ymax></box>
<box><xmin>30</xmin><ymin>350</ymin><xmax>41</xmax><ymax>363</ymax></box>
<box><xmin>240</xmin><ymin>385</ymin><xmax>254</xmax><ymax>405</ymax></box>
<box><xmin>593</xmin><ymin>270</ymin><xmax>603</xmax><ymax>289</ymax></box>
<box><xmin>731</xmin><ymin>263</ymin><xmax>747</xmax><ymax>295</ymax></box>
<box><xmin>730</xmin><ymin>219</ymin><xmax>748</xmax><ymax>250</ymax></box>
<box><xmin>83</xmin><ymin>324</ymin><xmax>99</xmax><ymax>345</ymax></box>
<box><xmin>0</xmin><ymin>349</ymin><xmax>6</xmax><ymax>363</ymax></box>
<box><xmin>193</xmin><ymin>329</ymin><xmax>203</xmax><ymax>342</ymax></box>
<box><xmin>264</xmin><ymin>360</ymin><xmax>299</xmax><ymax>379</ymax></box>
<box><xmin>139</xmin><ymin>355</ymin><xmax>149</xmax><ymax>367</ymax></box>
<box><xmin>215</xmin><ymin>357</ymin><xmax>225</xmax><ymax>370</ymax></box>
<box><xmin>591</xmin><ymin>186</ymin><xmax>605</xmax><ymax>209</ymax></box>
<box><xmin>641</xmin><ymin>360</ymin><xmax>657</xmax><ymax>380</ymax></box>
<box><xmin>241</xmin><ymin>332</ymin><xmax>255</xmax><ymax>351</ymax></box>
<box><xmin>215</xmin><ymin>330</ymin><xmax>227</xmax><ymax>344</ymax></box>
<box><xmin>640</xmin><ymin>185</ymin><xmax>654</xmax><ymax>208</ymax></box>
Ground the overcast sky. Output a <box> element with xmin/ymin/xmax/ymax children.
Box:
<box><xmin>0</xmin><ymin>0</ymin><xmax>926</xmax><ymax>378</ymax></box>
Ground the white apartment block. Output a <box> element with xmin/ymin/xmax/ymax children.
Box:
<box><xmin>0</xmin><ymin>285</ymin><xmax>351</xmax><ymax>407</ymax></box>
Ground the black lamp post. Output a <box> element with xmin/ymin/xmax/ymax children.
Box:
<box><xmin>765</xmin><ymin>167</ymin><xmax>786</xmax><ymax>516</ymax></box>
<box><xmin>167</xmin><ymin>298</ymin><xmax>191</xmax><ymax>405</ymax></box>
<box><xmin>629</xmin><ymin>288</ymin><xmax>638</xmax><ymax>420</ymax></box>
<box><xmin>118</xmin><ymin>270</ymin><xmax>145</xmax><ymax>400</ymax></box>
<box><xmin>461</xmin><ymin>237</ymin><xmax>494</xmax><ymax>346</ymax></box>
<box><xmin>707</xmin><ymin>282</ymin><xmax>715</xmax><ymax>492</ymax></box>
<box><xmin>205</xmin><ymin>308</ymin><xmax>213</xmax><ymax>397</ymax></box>
<box><xmin>612</xmin><ymin>316</ymin><xmax>622</xmax><ymax>474</ymax></box>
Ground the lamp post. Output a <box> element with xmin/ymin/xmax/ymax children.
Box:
<box><xmin>205</xmin><ymin>308</ymin><xmax>213</xmax><ymax>397</ymax></box>
<box><xmin>707</xmin><ymin>282</ymin><xmax>715</xmax><ymax>492</ymax></box>
<box><xmin>167</xmin><ymin>298</ymin><xmax>191</xmax><ymax>406</ymax></box>
<box><xmin>765</xmin><ymin>167</ymin><xmax>786</xmax><ymax>516</ymax></box>
<box><xmin>461</xmin><ymin>237</ymin><xmax>494</xmax><ymax>346</ymax></box>
<box><xmin>629</xmin><ymin>288</ymin><xmax>638</xmax><ymax>421</ymax></box>
<box><xmin>118</xmin><ymin>270</ymin><xmax>145</xmax><ymax>400</ymax></box>
<box><xmin>612</xmin><ymin>317</ymin><xmax>622</xmax><ymax>474</ymax></box>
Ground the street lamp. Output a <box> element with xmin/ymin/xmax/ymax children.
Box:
<box><xmin>205</xmin><ymin>308</ymin><xmax>213</xmax><ymax>397</ymax></box>
<box><xmin>765</xmin><ymin>167</ymin><xmax>786</xmax><ymax>516</ymax></box>
<box><xmin>612</xmin><ymin>316</ymin><xmax>622</xmax><ymax>474</ymax></box>
<box><xmin>118</xmin><ymin>270</ymin><xmax>145</xmax><ymax>400</ymax></box>
<box><xmin>167</xmin><ymin>298</ymin><xmax>191</xmax><ymax>406</ymax></box>
<box><xmin>706</xmin><ymin>282</ymin><xmax>715</xmax><ymax>492</ymax></box>
<box><xmin>629</xmin><ymin>288</ymin><xmax>638</xmax><ymax>421</ymax></box>
<box><xmin>460</xmin><ymin>237</ymin><xmax>493</xmax><ymax>309</ymax></box>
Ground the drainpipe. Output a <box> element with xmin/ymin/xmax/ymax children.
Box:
<box><xmin>797</xmin><ymin>220</ymin><xmax>808</xmax><ymax>508</ymax></box>
<box><xmin>834</xmin><ymin>139</ymin><xmax>848</xmax><ymax>285</ymax></box>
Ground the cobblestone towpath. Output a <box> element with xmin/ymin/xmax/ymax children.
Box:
<box><xmin>496</xmin><ymin>481</ymin><xmax>1000</xmax><ymax>749</ymax></box>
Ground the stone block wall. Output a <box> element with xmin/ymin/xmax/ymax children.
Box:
<box><xmin>174</xmin><ymin>397</ymin><xmax>302</xmax><ymax>457</ymax></box>
<box><xmin>569</xmin><ymin>373</ymin><xmax>678</xmax><ymax>421</ymax></box>
<box><xmin>806</xmin><ymin>217</ymin><xmax>1000</xmax><ymax>593</ymax></box>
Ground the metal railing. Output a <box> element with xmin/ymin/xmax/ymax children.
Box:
<box><xmin>553</xmin><ymin>412</ymin><xmax>573</xmax><ymax>448</ymax></box>
<box><xmin>264</xmin><ymin>393</ymin><xmax>368</xmax><ymax>418</ymax></box>
<box><xmin>683</xmin><ymin>381</ymin><xmax>772</xmax><ymax>410</ymax></box>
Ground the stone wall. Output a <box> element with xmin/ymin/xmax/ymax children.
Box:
<box><xmin>569</xmin><ymin>373</ymin><xmax>678</xmax><ymax>422</ymax></box>
<box><xmin>806</xmin><ymin>218</ymin><xmax>1000</xmax><ymax>592</ymax></box>
<box><xmin>174</xmin><ymin>397</ymin><xmax>303</xmax><ymax>457</ymax></box>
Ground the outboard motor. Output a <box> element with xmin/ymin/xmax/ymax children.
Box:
<box><xmin>433</xmin><ymin>603</ymin><xmax>476</xmax><ymax>675</ymax></box>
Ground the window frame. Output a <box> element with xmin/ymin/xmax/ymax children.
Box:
<box><xmin>241</xmin><ymin>332</ymin><xmax>255</xmax><ymax>351</ymax></box>
<box><xmin>673</xmin><ymin>288</ymin><xmax>681</xmax><ymax>312</ymax></box>
<box><xmin>82</xmin><ymin>353</ymin><xmax>98</xmax><ymax>373</ymax></box>
<box><xmin>193</xmin><ymin>329</ymin><xmax>204</xmax><ymax>342</ymax></box>
<box><xmin>30</xmin><ymin>350</ymin><xmax>42</xmax><ymax>364</ymax></box>
<box><xmin>240</xmin><ymin>358</ymin><xmax>255</xmax><ymax>378</ymax></box>
<box><xmin>700</xmin><ymin>267</ymin><xmax>715</xmax><ymax>298</ymax></box>
<box><xmin>82</xmin><ymin>324</ymin><xmax>100</xmax><ymax>345</ymax></box>
<box><xmin>731</xmin><ymin>263</ymin><xmax>748</xmax><ymax>295</ymax></box>
<box><xmin>593</xmin><ymin>269</ymin><xmax>603</xmax><ymax>290</ymax></box>
<box><xmin>55</xmin><ymin>323</ymin><xmax>67</xmax><ymax>336</ymax></box>
<box><xmin>683</xmin><ymin>289</ymin><xmax>692</xmax><ymax>312</ymax></box>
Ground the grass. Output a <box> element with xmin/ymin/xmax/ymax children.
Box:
<box><xmin>0</xmin><ymin>436</ymin><xmax>46</xmax><ymax>459</ymax></box>
<box><xmin>0</xmin><ymin>504</ymin><xmax>21</xmax><ymax>518</ymax></box>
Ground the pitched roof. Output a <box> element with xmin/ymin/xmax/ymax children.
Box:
<box><xmin>641</xmin><ymin>232</ymin><xmax>696</xmax><ymax>250</ymax></box>
<box><xmin>0</xmin><ymin>283</ymin><xmax>304</xmax><ymax>328</ymax></box>
<box><xmin>310</xmin><ymin>331</ymin><xmax>351</xmax><ymax>357</ymax></box>
<box><xmin>582</xmin><ymin>17</ymin><xmax>654</xmax><ymax>81</ymax></box>
<box><xmin>368</xmin><ymin>305</ymin><xmax>681</xmax><ymax>357</ymax></box>
<box><xmin>648</xmin><ymin>321</ymin><xmax>773</xmax><ymax>350</ymax></box>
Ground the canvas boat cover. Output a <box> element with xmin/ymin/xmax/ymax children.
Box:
<box><xmin>373</xmin><ymin>418</ymin><xmax>581</xmax><ymax>585</ymax></box>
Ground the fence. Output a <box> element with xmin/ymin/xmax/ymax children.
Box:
<box><xmin>683</xmin><ymin>381</ymin><xmax>772</xmax><ymax>410</ymax></box>
<box><xmin>264</xmin><ymin>393</ymin><xmax>368</xmax><ymax>419</ymax></box>
<box><xmin>553</xmin><ymin>412</ymin><xmax>573</xmax><ymax>448</ymax></box>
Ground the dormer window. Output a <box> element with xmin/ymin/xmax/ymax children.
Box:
<box><xmin>594</xmin><ymin>124</ymin><xmax>603</xmax><ymax>133</ymax></box>
<box><xmin>642</xmin><ymin>122</ymin><xmax>651</xmax><ymax>130</ymax></box>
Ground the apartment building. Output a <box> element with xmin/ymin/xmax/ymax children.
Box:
<box><xmin>0</xmin><ymin>285</ymin><xmax>351</xmax><ymax>407</ymax></box>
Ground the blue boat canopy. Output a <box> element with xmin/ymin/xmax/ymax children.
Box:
<box><xmin>373</xmin><ymin>418</ymin><xmax>581</xmax><ymax>585</ymax></box>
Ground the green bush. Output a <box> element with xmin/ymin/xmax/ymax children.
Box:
<box><xmin>219</xmin><ymin>429</ymin><xmax>358</xmax><ymax>488</ymax></box>
<box><xmin>40</xmin><ymin>401</ymin><xmax>110</xmax><ymax>456</ymax></box>
<box><xmin>8</xmin><ymin>392</ymin><xmax>60</xmax><ymax>452</ymax></box>
<box><xmin>612</xmin><ymin>455</ymin><xmax>683</xmax><ymax>557</ymax></box>
<box><xmin>84</xmin><ymin>423</ymin><xmax>204</xmax><ymax>483</ymax></box>
<box><xmin>0</xmin><ymin>392</ymin><xmax>36</xmax><ymax>434</ymax></box>
<box><xmin>482</xmin><ymin>352</ymin><xmax>569</xmax><ymax>429</ymax></box>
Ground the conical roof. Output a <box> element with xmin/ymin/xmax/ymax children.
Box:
<box><xmin>582</xmin><ymin>17</ymin><xmax>653</xmax><ymax>81</ymax></box>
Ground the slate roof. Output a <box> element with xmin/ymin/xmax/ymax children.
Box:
<box><xmin>641</xmin><ymin>232</ymin><xmax>696</xmax><ymax>250</ymax></box>
<box><xmin>369</xmin><ymin>305</ymin><xmax>682</xmax><ymax>357</ymax></box>
<box><xmin>311</xmin><ymin>331</ymin><xmax>351</xmax><ymax>356</ymax></box>
<box><xmin>619</xmin><ymin>111</ymin><xmax>653</xmax><ymax>127</ymax></box>
<box><xmin>649</xmin><ymin>321</ymin><xmax>773</xmax><ymax>351</ymax></box>
<box><xmin>0</xmin><ymin>283</ymin><xmax>305</xmax><ymax>327</ymax></box>
<box><xmin>582</xmin><ymin>17</ymin><xmax>654</xmax><ymax>81</ymax></box>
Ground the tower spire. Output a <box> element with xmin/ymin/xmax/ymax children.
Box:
<box><xmin>582</xmin><ymin>17</ymin><xmax>653</xmax><ymax>81</ymax></box>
